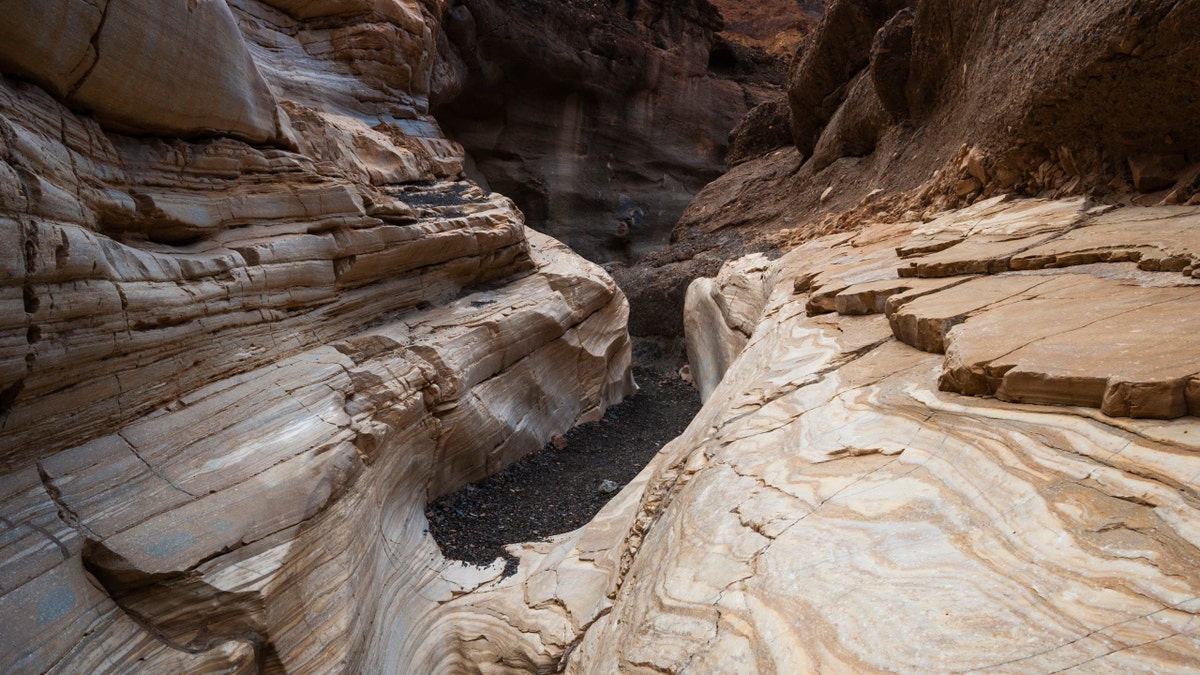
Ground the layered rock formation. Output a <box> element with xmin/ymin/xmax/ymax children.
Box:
<box><xmin>5</xmin><ymin>0</ymin><xmax>1200</xmax><ymax>672</ymax></box>
<box><xmin>572</xmin><ymin>201</ymin><xmax>1200</xmax><ymax>670</ymax></box>
<box><xmin>0</xmin><ymin>1</ymin><xmax>633</xmax><ymax>671</ymax></box>
<box><xmin>436</xmin><ymin>0</ymin><xmax>788</xmax><ymax>263</ymax></box>
<box><xmin>358</xmin><ymin>198</ymin><xmax>1200</xmax><ymax>671</ymax></box>
<box><xmin>620</xmin><ymin>0</ymin><xmax>1200</xmax><ymax>338</ymax></box>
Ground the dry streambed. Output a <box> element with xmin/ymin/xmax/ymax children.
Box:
<box><xmin>427</xmin><ymin>366</ymin><xmax>701</xmax><ymax>572</ymax></box>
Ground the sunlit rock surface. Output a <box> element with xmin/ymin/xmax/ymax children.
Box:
<box><xmin>5</xmin><ymin>0</ymin><xmax>1200</xmax><ymax>671</ymax></box>
<box><xmin>0</xmin><ymin>1</ymin><xmax>634</xmax><ymax>671</ymax></box>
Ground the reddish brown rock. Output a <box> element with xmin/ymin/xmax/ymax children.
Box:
<box><xmin>1010</xmin><ymin>206</ymin><xmax>1200</xmax><ymax>273</ymax></box>
<box><xmin>788</xmin><ymin>0</ymin><xmax>912</xmax><ymax>157</ymax></box>
<box><xmin>869</xmin><ymin>8</ymin><xmax>915</xmax><ymax>122</ymax></box>
<box><xmin>896</xmin><ymin>197</ymin><xmax>1091</xmax><ymax>278</ymax></box>
<box><xmin>1128</xmin><ymin>154</ymin><xmax>1187</xmax><ymax>192</ymax></box>
<box><xmin>727</xmin><ymin>98</ymin><xmax>793</xmax><ymax>166</ymax></box>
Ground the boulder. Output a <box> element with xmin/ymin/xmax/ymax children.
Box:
<box><xmin>787</xmin><ymin>0</ymin><xmax>912</xmax><ymax>156</ymax></box>
<box><xmin>0</xmin><ymin>0</ymin><xmax>289</xmax><ymax>145</ymax></box>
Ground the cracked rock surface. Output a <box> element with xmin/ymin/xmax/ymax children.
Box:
<box><xmin>562</xmin><ymin>198</ymin><xmax>1200</xmax><ymax>671</ymax></box>
<box><xmin>0</xmin><ymin>1</ymin><xmax>634</xmax><ymax>671</ymax></box>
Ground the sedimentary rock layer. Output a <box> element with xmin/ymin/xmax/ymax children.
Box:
<box><xmin>543</xmin><ymin>199</ymin><xmax>1200</xmax><ymax>670</ymax></box>
<box><xmin>338</xmin><ymin>199</ymin><xmax>1200</xmax><ymax>672</ymax></box>
<box><xmin>0</xmin><ymin>1</ymin><xmax>635</xmax><ymax>671</ymax></box>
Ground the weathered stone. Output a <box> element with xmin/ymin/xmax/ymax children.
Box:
<box><xmin>833</xmin><ymin>275</ymin><xmax>972</xmax><ymax>316</ymax></box>
<box><xmin>897</xmin><ymin>197</ymin><xmax>1090</xmax><ymax>277</ymax></box>
<box><xmin>1129</xmin><ymin>153</ymin><xmax>1187</xmax><ymax>192</ymax></box>
<box><xmin>869</xmin><ymin>7</ymin><xmax>915</xmax><ymax>121</ymax></box>
<box><xmin>0</xmin><ymin>0</ymin><xmax>291</xmax><ymax>145</ymax></box>
<box><xmin>928</xmin><ymin>274</ymin><xmax>1200</xmax><ymax>419</ymax></box>
<box><xmin>684</xmin><ymin>254</ymin><xmax>773</xmax><ymax>401</ymax></box>
<box><xmin>6</xmin><ymin>0</ymin><xmax>1200</xmax><ymax>671</ymax></box>
<box><xmin>436</xmin><ymin>0</ymin><xmax>778</xmax><ymax>262</ymax></box>
<box><xmin>954</xmin><ymin>176</ymin><xmax>982</xmax><ymax>196</ymax></box>
<box><xmin>559</xmin><ymin>205</ymin><xmax>1200</xmax><ymax>671</ymax></box>
<box><xmin>727</xmin><ymin>98</ymin><xmax>794</xmax><ymax>166</ymax></box>
<box><xmin>788</xmin><ymin>0</ymin><xmax>912</xmax><ymax>156</ymax></box>
<box><xmin>1011</xmin><ymin>205</ymin><xmax>1200</xmax><ymax>273</ymax></box>
<box><xmin>0</xmin><ymin>3</ymin><xmax>636</xmax><ymax>671</ymax></box>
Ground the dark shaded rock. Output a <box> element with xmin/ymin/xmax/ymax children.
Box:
<box><xmin>436</xmin><ymin>0</ymin><xmax>784</xmax><ymax>263</ymax></box>
<box><xmin>612</xmin><ymin>254</ymin><xmax>725</xmax><ymax>338</ymax></box>
<box><xmin>787</xmin><ymin>0</ymin><xmax>912</xmax><ymax>156</ymax></box>
<box><xmin>870</xmin><ymin>7</ymin><xmax>914</xmax><ymax>121</ymax></box>
<box><xmin>727</xmin><ymin>98</ymin><xmax>793</xmax><ymax>166</ymax></box>
<box><xmin>808</xmin><ymin>70</ymin><xmax>889</xmax><ymax>172</ymax></box>
<box><xmin>1128</xmin><ymin>154</ymin><xmax>1188</xmax><ymax>192</ymax></box>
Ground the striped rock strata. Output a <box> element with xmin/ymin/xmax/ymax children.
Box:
<box><xmin>569</xmin><ymin>197</ymin><xmax>1199</xmax><ymax>671</ymax></box>
<box><xmin>362</xmin><ymin>198</ymin><xmax>1200</xmax><ymax>671</ymax></box>
<box><xmin>0</xmin><ymin>1</ymin><xmax>634</xmax><ymax>672</ymax></box>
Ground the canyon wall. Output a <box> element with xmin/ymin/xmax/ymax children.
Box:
<box><xmin>435</xmin><ymin>0</ymin><xmax>788</xmax><ymax>263</ymax></box>
<box><xmin>341</xmin><ymin>198</ymin><xmax>1200</xmax><ymax>672</ymax></box>
<box><xmin>3</xmin><ymin>0</ymin><xmax>1199</xmax><ymax>672</ymax></box>
<box><xmin>620</xmin><ymin>0</ymin><xmax>1200</xmax><ymax>338</ymax></box>
<box><xmin>0</xmin><ymin>1</ymin><xmax>634</xmax><ymax>671</ymax></box>
<box><xmin>566</xmin><ymin>199</ymin><xmax>1200</xmax><ymax>671</ymax></box>
<box><xmin>400</xmin><ymin>1</ymin><xmax>1200</xmax><ymax>670</ymax></box>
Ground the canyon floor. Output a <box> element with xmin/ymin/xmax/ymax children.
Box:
<box><xmin>428</xmin><ymin>365</ymin><xmax>701</xmax><ymax>572</ymax></box>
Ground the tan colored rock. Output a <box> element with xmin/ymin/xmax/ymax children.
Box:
<box><xmin>401</xmin><ymin>202</ymin><xmax>1200</xmax><ymax>671</ymax></box>
<box><xmin>0</xmin><ymin>0</ymin><xmax>290</xmax><ymax>144</ymax></box>
<box><xmin>962</xmin><ymin>146</ymin><xmax>988</xmax><ymax>184</ymax></box>
<box><xmin>1011</xmin><ymin>205</ymin><xmax>1200</xmax><ymax>273</ymax></box>
<box><xmin>554</xmin><ymin>214</ymin><xmax>1200</xmax><ymax>671</ymax></box>
<box><xmin>684</xmin><ymin>254</ymin><xmax>772</xmax><ymax>401</ymax></box>
<box><xmin>832</xmin><ymin>275</ymin><xmax>973</xmax><ymax>316</ymax></box>
<box><xmin>897</xmin><ymin>196</ymin><xmax>1090</xmax><ymax>277</ymax></box>
<box><xmin>0</xmin><ymin>1</ymin><xmax>637</xmax><ymax>671</ymax></box>
<box><xmin>888</xmin><ymin>274</ymin><xmax>1051</xmax><ymax>353</ymax></box>
<box><xmin>954</xmin><ymin>176</ymin><xmax>981</xmax><ymax>197</ymax></box>
<box><xmin>930</xmin><ymin>274</ymin><xmax>1200</xmax><ymax>418</ymax></box>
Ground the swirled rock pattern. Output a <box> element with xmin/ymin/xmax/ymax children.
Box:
<box><xmin>0</xmin><ymin>1</ymin><xmax>634</xmax><ymax>672</ymax></box>
<box><xmin>545</xmin><ymin>199</ymin><xmax>1200</xmax><ymax>671</ymax></box>
<box><xmin>336</xmin><ymin>198</ymin><xmax>1200</xmax><ymax>672</ymax></box>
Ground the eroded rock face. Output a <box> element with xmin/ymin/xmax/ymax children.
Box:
<box><xmin>357</xmin><ymin>199</ymin><xmax>1200</xmax><ymax>671</ymax></box>
<box><xmin>621</xmin><ymin>0</ymin><xmax>1200</xmax><ymax>340</ymax></box>
<box><xmin>0</xmin><ymin>1</ymin><xmax>634</xmax><ymax>671</ymax></box>
<box><xmin>528</xmin><ymin>200</ymin><xmax>1200</xmax><ymax>670</ymax></box>
<box><xmin>0</xmin><ymin>0</ymin><xmax>292</xmax><ymax>145</ymax></box>
<box><xmin>435</xmin><ymin>0</ymin><xmax>784</xmax><ymax>263</ymax></box>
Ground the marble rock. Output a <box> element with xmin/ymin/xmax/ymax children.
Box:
<box><xmin>0</xmin><ymin>1</ymin><xmax>635</xmax><ymax>672</ymax></box>
<box><xmin>386</xmin><ymin>199</ymin><xmax>1200</xmax><ymax>672</ymax></box>
<box><xmin>536</xmin><ymin>199</ymin><xmax>1200</xmax><ymax>672</ymax></box>
<box><xmin>0</xmin><ymin>0</ymin><xmax>290</xmax><ymax>145</ymax></box>
<box><xmin>684</xmin><ymin>254</ymin><xmax>773</xmax><ymax>401</ymax></box>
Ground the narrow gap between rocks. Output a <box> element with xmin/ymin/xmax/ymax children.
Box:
<box><xmin>426</xmin><ymin>363</ymin><xmax>701</xmax><ymax>576</ymax></box>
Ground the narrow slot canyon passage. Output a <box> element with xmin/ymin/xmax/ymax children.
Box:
<box><xmin>426</xmin><ymin>361</ymin><xmax>701</xmax><ymax>573</ymax></box>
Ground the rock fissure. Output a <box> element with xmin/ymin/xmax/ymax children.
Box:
<box><xmin>966</xmin><ymin>599</ymin><xmax>1200</xmax><ymax>674</ymax></box>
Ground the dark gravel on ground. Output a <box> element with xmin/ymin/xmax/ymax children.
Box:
<box><xmin>426</xmin><ymin>365</ymin><xmax>701</xmax><ymax>575</ymax></box>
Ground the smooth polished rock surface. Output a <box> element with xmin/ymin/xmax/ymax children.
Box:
<box><xmin>548</xmin><ymin>200</ymin><xmax>1200</xmax><ymax>672</ymax></box>
<box><xmin>0</xmin><ymin>2</ymin><xmax>635</xmax><ymax>672</ymax></box>
<box><xmin>329</xmin><ymin>199</ymin><xmax>1200</xmax><ymax>672</ymax></box>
